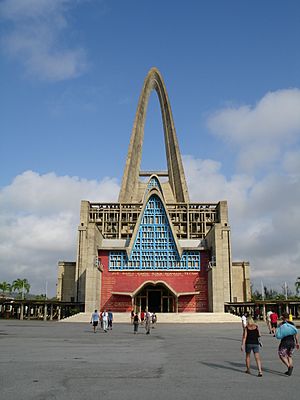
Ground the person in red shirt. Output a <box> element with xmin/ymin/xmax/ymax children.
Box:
<box><xmin>270</xmin><ymin>310</ymin><xmax>279</xmax><ymax>336</ymax></box>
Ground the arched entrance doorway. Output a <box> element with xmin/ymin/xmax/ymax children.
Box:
<box><xmin>134</xmin><ymin>282</ymin><xmax>176</xmax><ymax>313</ymax></box>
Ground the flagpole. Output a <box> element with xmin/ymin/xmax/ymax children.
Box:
<box><xmin>284</xmin><ymin>282</ymin><xmax>289</xmax><ymax>313</ymax></box>
<box><xmin>261</xmin><ymin>280</ymin><xmax>266</xmax><ymax>320</ymax></box>
<box><xmin>261</xmin><ymin>280</ymin><xmax>265</xmax><ymax>301</ymax></box>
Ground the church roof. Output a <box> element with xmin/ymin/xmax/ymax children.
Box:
<box><xmin>100</xmin><ymin>238</ymin><xmax>206</xmax><ymax>250</ymax></box>
<box><xmin>111</xmin><ymin>278</ymin><xmax>200</xmax><ymax>298</ymax></box>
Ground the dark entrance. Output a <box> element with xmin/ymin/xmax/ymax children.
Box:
<box><xmin>135</xmin><ymin>283</ymin><xmax>176</xmax><ymax>313</ymax></box>
<box><xmin>148</xmin><ymin>290</ymin><xmax>161</xmax><ymax>312</ymax></box>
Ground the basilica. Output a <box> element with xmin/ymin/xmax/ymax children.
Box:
<box><xmin>57</xmin><ymin>68</ymin><xmax>251</xmax><ymax>314</ymax></box>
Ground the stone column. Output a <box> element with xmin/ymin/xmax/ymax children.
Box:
<box><xmin>206</xmin><ymin>222</ymin><xmax>232</xmax><ymax>312</ymax></box>
<box><xmin>20</xmin><ymin>304</ymin><xmax>24</xmax><ymax>320</ymax></box>
<box><xmin>76</xmin><ymin>201</ymin><xmax>103</xmax><ymax>314</ymax></box>
<box><xmin>43</xmin><ymin>303</ymin><xmax>47</xmax><ymax>321</ymax></box>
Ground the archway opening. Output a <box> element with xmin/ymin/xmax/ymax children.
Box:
<box><xmin>141</xmin><ymin>91</ymin><xmax>167</xmax><ymax>171</ymax></box>
<box><xmin>134</xmin><ymin>282</ymin><xmax>176</xmax><ymax>313</ymax></box>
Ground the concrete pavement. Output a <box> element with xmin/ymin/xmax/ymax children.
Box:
<box><xmin>0</xmin><ymin>320</ymin><xmax>299</xmax><ymax>400</ymax></box>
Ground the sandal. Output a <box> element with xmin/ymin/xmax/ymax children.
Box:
<box><xmin>258</xmin><ymin>372</ymin><xmax>262</xmax><ymax>377</ymax></box>
<box><xmin>245</xmin><ymin>370</ymin><xmax>251</xmax><ymax>374</ymax></box>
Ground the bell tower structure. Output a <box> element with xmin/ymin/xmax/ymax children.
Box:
<box><xmin>119</xmin><ymin>67</ymin><xmax>189</xmax><ymax>204</ymax></box>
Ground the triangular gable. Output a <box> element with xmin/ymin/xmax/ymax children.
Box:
<box><xmin>143</xmin><ymin>175</ymin><xmax>164</xmax><ymax>202</ymax></box>
<box><xmin>147</xmin><ymin>176</ymin><xmax>162</xmax><ymax>192</ymax></box>
<box><xmin>108</xmin><ymin>193</ymin><xmax>201</xmax><ymax>270</ymax></box>
<box><xmin>129</xmin><ymin>194</ymin><xmax>179</xmax><ymax>269</ymax></box>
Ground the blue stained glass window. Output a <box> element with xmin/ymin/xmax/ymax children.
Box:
<box><xmin>109</xmin><ymin>194</ymin><xmax>201</xmax><ymax>270</ymax></box>
<box><xmin>147</xmin><ymin>176</ymin><xmax>162</xmax><ymax>191</ymax></box>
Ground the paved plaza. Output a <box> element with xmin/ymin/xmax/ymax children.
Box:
<box><xmin>0</xmin><ymin>320</ymin><xmax>299</xmax><ymax>400</ymax></box>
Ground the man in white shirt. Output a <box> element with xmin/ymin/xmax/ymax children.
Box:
<box><xmin>241</xmin><ymin>312</ymin><xmax>247</xmax><ymax>330</ymax></box>
<box><xmin>266</xmin><ymin>310</ymin><xmax>273</xmax><ymax>334</ymax></box>
<box><xmin>145</xmin><ymin>310</ymin><xmax>151</xmax><ymax>335</ymax></box>
<box><xmin>102</xmin><ymin>309</ymin><xmax>108</xmax><ymax>332</ymax></box>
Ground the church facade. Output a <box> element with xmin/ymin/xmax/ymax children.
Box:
<box><xmin>57</xmin><ymin>68</ymin><xmax>251</xmax><ymax>314</ymax></box>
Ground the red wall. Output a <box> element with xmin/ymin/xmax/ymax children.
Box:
<box><xmin>99</xmin><ymin>250</ymin><xmax>209</xmax><ymax>312</ymax></box>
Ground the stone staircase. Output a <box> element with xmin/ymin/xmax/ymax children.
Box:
<box><xmin>60</xmin><ymin>312</ymin><xmax>241</xmax><ymax>324</ymax></box>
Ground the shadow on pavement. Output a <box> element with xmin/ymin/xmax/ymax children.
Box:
<box><xmin>200</xmin><ymin>361</ymin><xmax>286</xmax><ymax>377</ymax></box>
<box><xmin>200</xmin><ymin>361</ymin><xmax>242</xmax><ymax>373</ymax></box>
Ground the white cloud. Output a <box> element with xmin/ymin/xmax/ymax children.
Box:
<box><xmin>183</xmin><ymin>154</ymin><xmax>300</xmax><ymax>293</ymax></box>
<box><xmin>207</xmin><ymin>89</ymin><xmax>300</xmax><ymax>172</ymax></box>
<box><xmin>0</xmin><ymin>171</ymin><xmax>119</xmax><ymax>296</ymax></box>
<box><xmin>203</xmin><ymin>88</ymin><xmax>300</xmax><ymax>291</ymax></box>
<box><xmin>0</xmin><ymin>0</ymin><xmax>88</xmax><ymax>81</ymax></box>
<box><xmin>283</xmin><ymin>150</ymin><xmax>300</xmax><ymax>178</ymax></box>
<box><xmin>183</xmin><ymin>155</ymin><xmax>253</xmax><ymax>219</ymax></box>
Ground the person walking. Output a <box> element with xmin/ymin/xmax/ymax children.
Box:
<box><xmin>241</xmin><ymin>316</ymin><xmax>263</xmax><ymax>377</ymax></box>
<box><xmin>102</xmin><ymin>309</ymin><xmax>108</xmax><ymax>332</ymax></box>
<box><xmin>277</xmin><ymin>312</ymin><xmax>299</xmax><ymax>376</ymax></box>
<box><xmin>133</xmin><ymin>312</ymin><xmax>139</xmax><ymax>334</ymax></box>
<box><xmin>270</xmin><ymin>310</ymin><xmax>279</xmax><ymax>336</ymax></box>
<box><xmin>266</xmin><ymin>310</ymin><xmax>273</xmax><ymax>334</ymax></box>
<box><xmin>108</xmin><ymin>310</ymin><xmax>113</xmax><ymax>330</ymax></box>
<box><xmin>241</xmin><ymin>312</ymin><xmax>247</xmax><ymax>331</ymax></box>
<box><xmin>145</xmin><ymin>310</ymin><xmax>151</xmax><ymax>335</ymax></box>
<box><xmin>90</xmin><ymin>309</ymin><xmax>100</xmax><ymax>333</ymax></box>
<box><xmin>152</xmin><ymin>312</ymin><xmax>157</xmax><ymax>328</ymax></box>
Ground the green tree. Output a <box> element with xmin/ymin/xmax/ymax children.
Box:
<box><xmin>295</xmin><ymin>277</ymin><xmax>300</xmax><ymax>295</ymax></box>
<box><xmin>251</xmin><ymin>290</ymin><xmax>262</xmax><ymax>301</ymax></box>
<box><xmin>0</xmin><ymin>281</ymin><xmax>11</xmax><ymax>296</ymax></box>
<box><xmin>35</xmin><ymin>294</ymin><xmax>46</xmax><ymax>300</ymax></box>
<box><xmin>263</xmin><ymin>286</ymin><xmax>280</xmax><ymax>300</ymax></box>
<box><xmin>12</xmin><ymin>278</ymin><xmax>30</xmax><ymax>299</ymax></box>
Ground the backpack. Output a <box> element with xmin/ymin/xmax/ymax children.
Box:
<box><xmin>275</xmin><ymin>322</ymin><xmax>298</xmax><ymax>340</ymax></box>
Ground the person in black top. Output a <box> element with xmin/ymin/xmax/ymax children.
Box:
<box><xmin>278</xmin><ymin>312</ymin><xmax>299</xmax><ymax>376</ymax></box>
<box><xmin>241</xmin><ymin>316</ymin><xmax>263</xmax><ymax>377</ymax></box>
<box><xmin>133</xmin><ymin>313</ymin><xmax>139</xmax><ymax>334</ymax></box>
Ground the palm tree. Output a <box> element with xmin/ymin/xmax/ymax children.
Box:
<box><xmin>0</xmin><ymin>281</ymin><xmax>11</xmax><ymax>296</ymax></box>
<box><xmin>12</xmin><ymin>278</ymin><xmax>30</xmax><ymax>299</ymax></box>
<box><xmin>295</xmin><ymin>277</ymin><xmax>300</xmax><ymax>295</ymax></box>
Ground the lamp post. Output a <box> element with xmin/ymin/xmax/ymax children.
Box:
<box><xmin>261</xmin><ymin>281</ymin><xmax>265</xmax><ymax>301</ymax></box>
<box><xmin>44</xmin><ymin>281</ymin><xmax>48</xmax><ymax>321</ymax></box>
<box><xmin>284</xmin><ymin>282</ymin><xmax>289</xmax><ymax>313</ymax></box>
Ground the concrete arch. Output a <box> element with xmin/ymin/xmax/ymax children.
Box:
<box><xmin>132</xmin><ymin>280</ymin><xmax>178</xmax><ymax>297</ymax></box>
<box><xmin>118</xmin><ymin>67</ymin><xmax>190</xmax><ymax>204</ymax></box>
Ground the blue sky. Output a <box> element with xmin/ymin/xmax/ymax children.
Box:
<box><xmin>1</xmin><ymin>0</ymin><xmax>300</xmax><ymax>296</ymax></box>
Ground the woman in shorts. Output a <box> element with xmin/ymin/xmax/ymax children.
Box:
<box><xmin>278</xmin><ymin>312</ymin><xmax>299</xmax><ymax>376</ymax></box>
<box><xmin>241</xmin><ymin>316</ymin><xmax>263</xmax><ymax>377</ymax></box>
